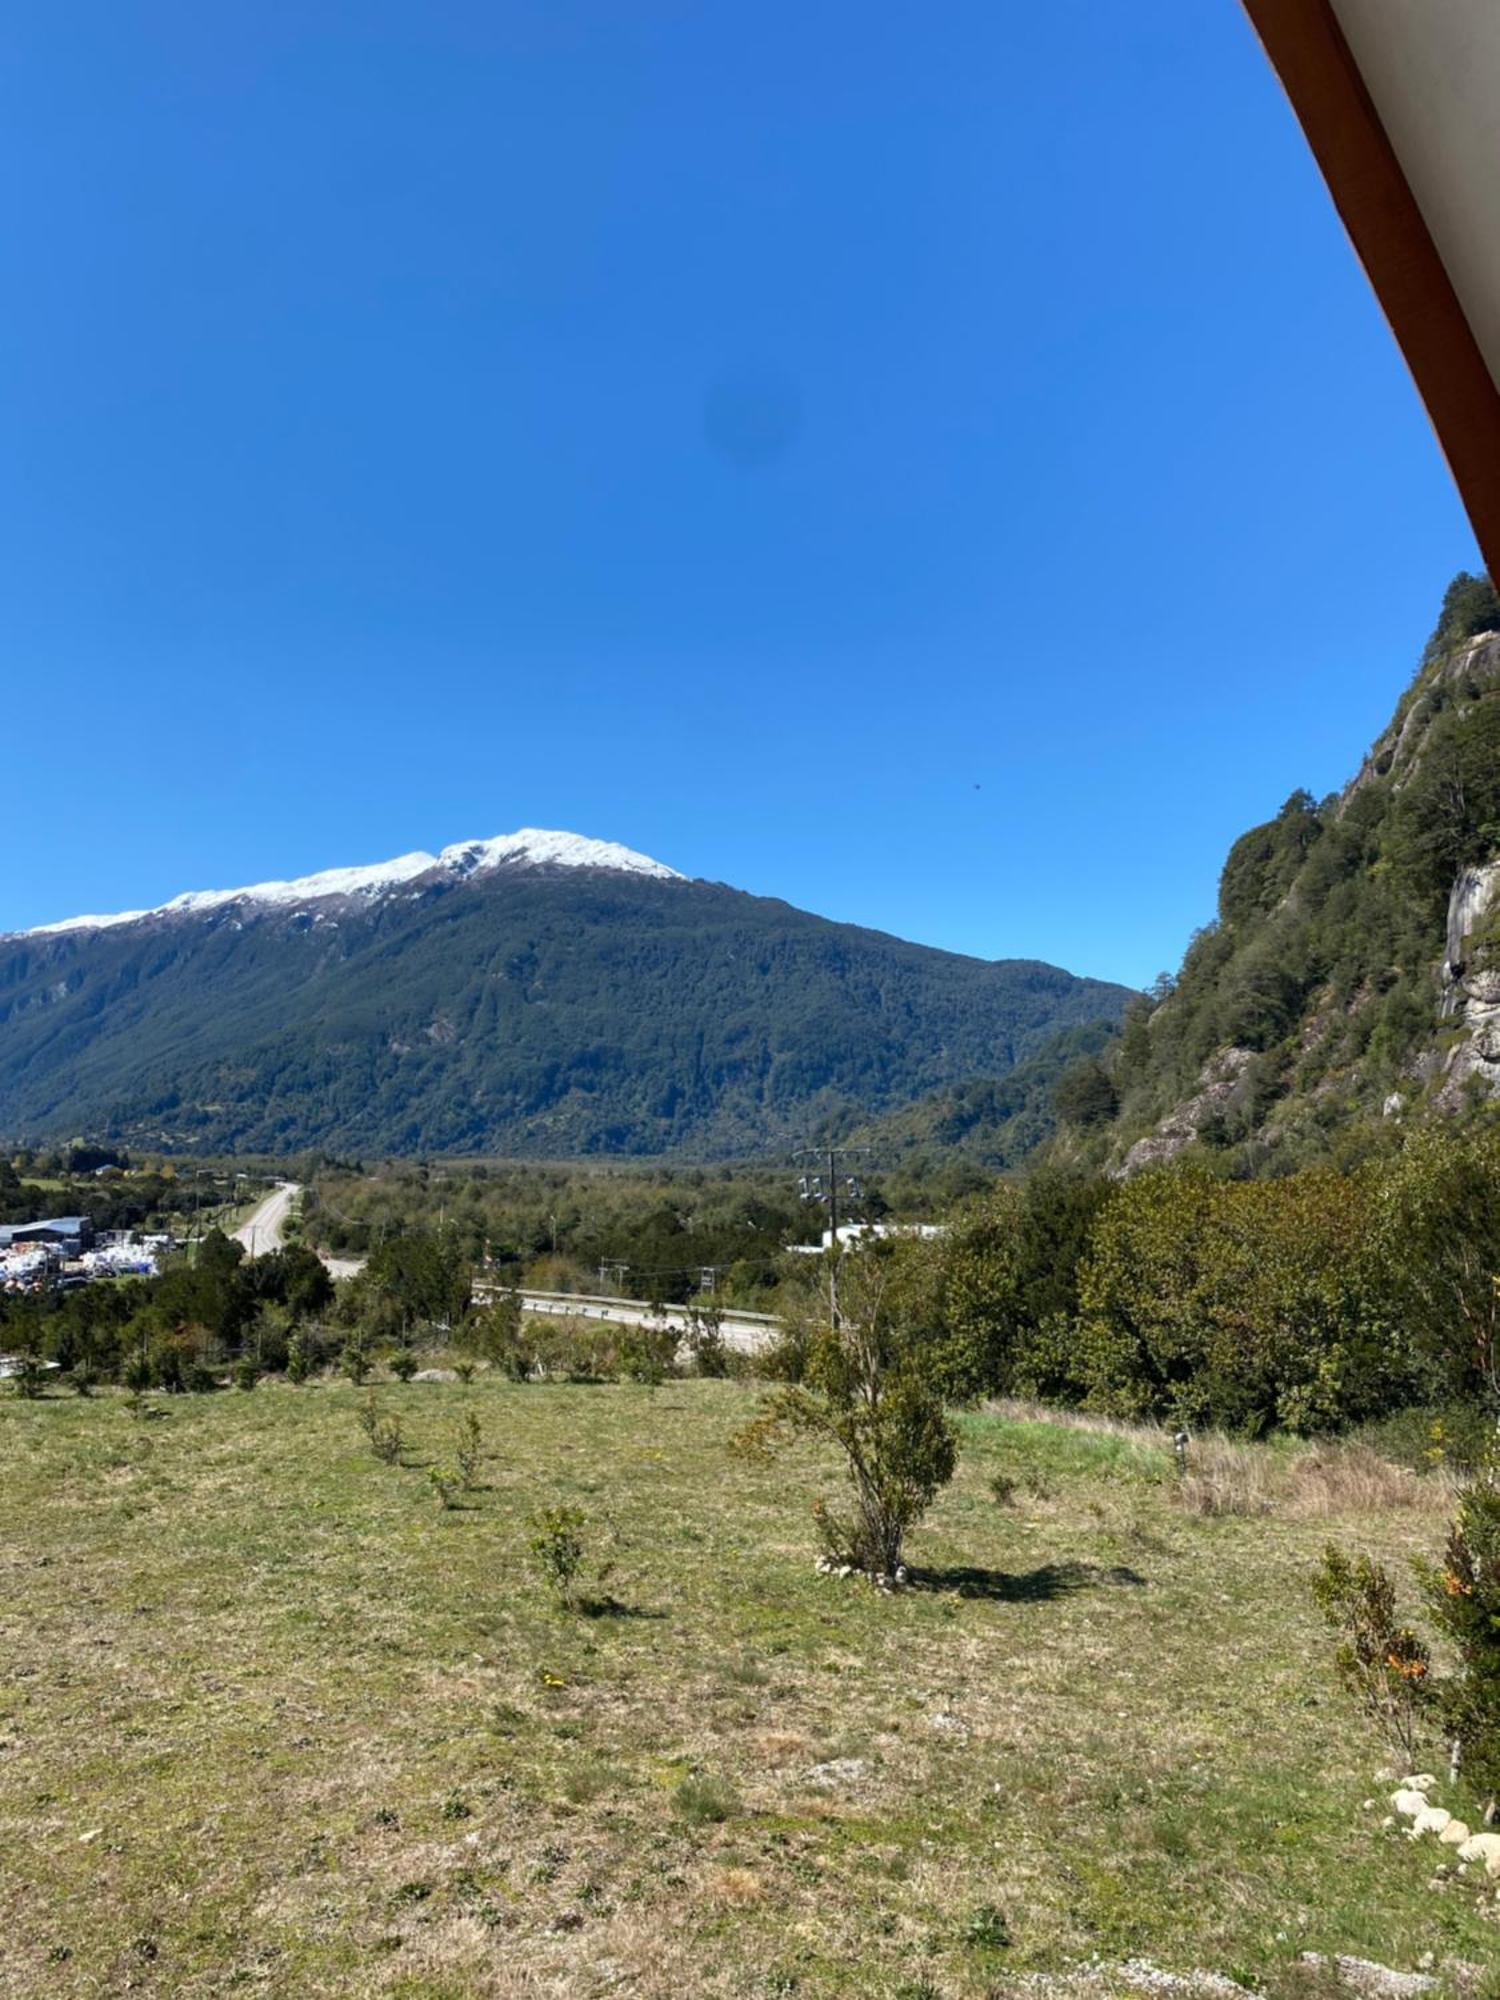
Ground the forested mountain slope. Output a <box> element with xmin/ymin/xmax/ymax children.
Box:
<box><xmin>1069</xmin><ymin>574</ymin><xmax>1500</xmax><ymax>1174</ymax></box>
<box><xmin>0</xmin><ymin>846</ymin><xmax>1130</xmax><ymax>1158</ymax></box>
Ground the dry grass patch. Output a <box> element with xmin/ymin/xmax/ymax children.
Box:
<box><xmin>0</xmin><ymin>1379</ymin><xmax>1488</xmax><ymax>2000</ymax></box>
<box><xmin>1174</xmin><ymin>1437</ymin><xmax>1455</xmax><ymax>1521</ymax></box>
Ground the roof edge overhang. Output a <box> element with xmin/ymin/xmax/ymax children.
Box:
<box><xmin>1241</xmin><ymin>0</ymin><xmax>1500</xmax><ymax>581</ymax></box>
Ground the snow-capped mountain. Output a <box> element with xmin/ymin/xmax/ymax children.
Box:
<box><xmin>0</xmin><ymin>839</ymin><xmax>1131</xmax><ymax>1158</ymax></box>
<box><xmin>18</xmin><ymin>829</ymin><xmax>683</xmax><ymax>938</ymax></box>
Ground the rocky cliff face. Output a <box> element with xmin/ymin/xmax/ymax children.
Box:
<box><xmin>1091</xmin><ymin>578</ymin><xmax>1500</xmax><ymax>1175</ymax></box>
<box><xmin>1438</xmin><ymin>856</ymin><xmax>1500</xmax><ymax>1107</ymax></box>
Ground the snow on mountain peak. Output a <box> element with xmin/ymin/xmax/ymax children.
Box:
<box><xmin>18</xmin><ymin>829</ymin><xmax>683</xmax><ymax>937</ymax></box>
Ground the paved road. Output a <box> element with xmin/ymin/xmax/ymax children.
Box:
<box><xmin>475</xmin><ymin>1282</ymin><xmax>779</xmax><ymax>1356</ymax></box>
<box><xmin>232</xmin><ymin>1205</ymin><xmax>775</xmax><ymax>1357</ymax></box>
<box><xmin>233</xmin><ymin>1181</ymin><xmax>300</xmax><ymax>1258</ymax></box>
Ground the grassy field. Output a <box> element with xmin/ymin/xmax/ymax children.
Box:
<box><xmin>2</xmin><ymin>1377</ymin><xmax>1496</xmax><ymax>1999</ymax></box>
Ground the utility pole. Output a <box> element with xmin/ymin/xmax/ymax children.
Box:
<box><xmin>793</xmin><ymin>1146</ymin><xmax>873</xmax><ymax>1332</ymax></box>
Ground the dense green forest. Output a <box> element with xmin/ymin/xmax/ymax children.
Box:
<box><xmin>0</xmin><ymin>870</ymin><xmax>1129</xmax><ymax>1159</ymax></box>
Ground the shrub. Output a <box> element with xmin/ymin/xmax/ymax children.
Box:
<box><xmin>70</xmin><ymin>1362</ymin><xmax>96</xmax><ymax>1398</ymax></box>
<box><xmin>738</xmin><ymin>1253</ymin><xmax>957</xmax><ymax>1582</ymax></box>
<box><xmin>527</xmin><ymin>1504</ymin><xmax>612</xmax><ymax>1609</ymax></box>
<box><xmin>683</xmin><ymin>1303</ymin><xmax>729</xmax><ymax>1378</ymax></box>
<box><xmin>455</xmin><ymin>1409</ymin><xmax>483</xmax><ymax>1489</ymax></box>
<box><xmin>1426</xmin><ymin>1437</ymin><xmax>1500</xmax><ymax>1806</ymax></box>
<box><xmin>472</xmin><ymin>1292</ymin><xmax>534</xmax><ymax>1380</ymax></box>
<box><xmin>285</xmin><ymin>1334</ymin><xmax>311</xmax><ymax>1386</ymax></box>
<box><xmin>429</xmin><ymin>1464</ymin><xmax>462</xmax><ymax>1509</ymax></box>
<box><xmin>388</xmin><ymin>1346</ymin><xmax>419</xmax><ymax>1384</ymax></box>
<box><xmin>233</xmin><ymin>1358</ymin><xmax>259</xmax><ymax>1391</ymax></box>
<box><xmin>8</xmin><ymin>1354</ymin><xmax>47</xmax><ymax>1400</ymax></box>
<box><xmin>341</xmin><ymin>1343</ymin><xmax>370</xmax><ymax>1385</ymax></box>
<box><xmin>1312</xmin><ymin>1543</ymin><xmax>1431</xmax><ymax>1761</ymax></box>
<box><xmin>357</xmin><ymin>1397</ymin><xmax>403</xmax><ymax>1465</ymax></box>
<box><xmin>453</xmin><ymin>1356</ymin><xmax>477</xmax><ymax>1384</ymax></box>
<box><xmin>528</xmin><ymin>1505</ymin><xmax>587</xmax><ymax>1606</ymax></box>
<box><xmin>620</xmin><ymin>1321</ymin><xmax>677</xmax><ymax>1386</ymax></box>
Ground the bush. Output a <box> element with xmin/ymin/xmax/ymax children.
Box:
<box><xmin>1426</xmin><ymin>1440</ymin><xmax>1500</xmax><ymax>1807</ymax></box>
<box><xmin>471</xmin><ymin>1291</ymin><xmax>534</xmax><ymax>1380</ymax></box>
<box><xmin>619</xmin><ymin>1321</ymin><xmax>677</xmax><ymax>1386</ymax></box>
<box><xmin>357</xmin><ymin>1397</ymin><xmax>403</xmax><ymax>1465</ymax></box>
<box><xmin>455</xmin><ymin>1410</ymin><xmax>483</xmax><ymax>1489</ymax></box>
<box><xmin>1312</xmin><ymin>1544</ymin><xmax>1431</xmax><ymax>1762</ymax></box>
<box><xmin>285</xmin><ymin>1334</ymin><xmax>311</xmax><ymax>1386</ymax></box>
<box><xmin>739</xmin><ymin>1253</ymin><xmax>957</xmax><ymax>1582</ymax></box>
<box><xmin>341</xmin><ymin>1343</ymin><xmax>370</xmax><ymax>1385</ymax></box>
<box><xmin>8</xmin><ymin>1354</ymin><xmax>47</xmax><ymax>1400</ymax></box>
<box><xmin>233</xmin><ymin>1358</ymin><xmax>259</xmax><ymax>1391</ymax></box>
<box><xmin>388</xmin><ymin>1346</ymin><xmax>419</xmax><ymax>1384</ymax></box>
<box><xmin>683</xmin><ymin>1303</ymin><xmax>729</xmax><ymax>1378</ymax></box>
<box><xmin>526</xmin><ymin>1504</ymin><xmax>612</xmax><ymax>1609</ymax></box>
<box><xmin>429</xmin><ymin>1464</ymin><xmax>462</xmax><ymax>1509</ymax></box>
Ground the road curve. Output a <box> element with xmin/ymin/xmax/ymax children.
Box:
<box><xmin>233</xmin><ymin>1181</ymin><xmax>300</xmax><ymax>1258</ymax></box>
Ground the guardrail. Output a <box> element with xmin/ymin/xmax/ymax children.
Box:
<box><xmin>472</xmin><ymin>1288</ymin><xmax>780</xmax><ymax>1320</ymax></box>
<box><xmin>472</xmin><ymin>1281</ymin><xmax>780</xmax><ymax>1349</ymax></box>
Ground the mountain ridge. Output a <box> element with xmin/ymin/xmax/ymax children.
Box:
<box><xmin>13</xmin><ymin>827</ymin><xmax>683</xmax><ymax>938</ymax></box>
<box><xmin>0</xmin><ymin>852</ymin><xmax>1132</xmax><ymax>1159</ymax></box>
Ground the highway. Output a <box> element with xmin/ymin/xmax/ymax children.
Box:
<box><xmin>233</xmin><ymin>1180</ymin><xmax>300</xmax><ymax>1257</ymax></box>
<box><xmin>475</xmin><ymin>1282</ymin><xmax>779</xmax><ymax>1356</ymax></box>
<box><xmin>231</xmin><ymin>1193</ymin><xmax>779</xmax><ymax>1354</ymax></box>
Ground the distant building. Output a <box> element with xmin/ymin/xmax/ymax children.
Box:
<box><xmin>786</xmin><ymin>1222</ymin><xmax>946</xmax><ymax>1256</ymax></box>
<box><xmin>0</xmin><ymin>1215</ymin><xmax>94</xmax><ymax>1255</ymax></box>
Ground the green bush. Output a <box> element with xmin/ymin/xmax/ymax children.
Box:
<box><xmin>526</xmin><ymin>1504</ymin><xmax>613</xmax><ymax>1609</ymax></box>
<box><xmin>388</xmin><ymin>1346</ymin><xmax>419</xmax><ymax>1384</ymax></box>
<box><xmin>1312</xmin><ymin>1544</ymin><xmax>1431</xmax><ymax>1763</ymax></box>
<box><xmin>455</xmin><ymin>1409</ymin><xmax>483</xmax><ymax>1489</ymax></box>
<box><xmin>619</xmin><ymin>1321</ymin><xmax>677</xmax><ymax>1386</ymax></box>
<box><xmin>1426</xmin><ymin>1441</ymin><xmax>1500</xmax><ymax>1807</ymax></box>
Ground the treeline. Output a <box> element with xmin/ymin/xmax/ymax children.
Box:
<box><xmin>1</xmin><ymin>1230</ymin><xmax>336</xmax><ymax>1388</ymax></box>
<box><xmin>0</xmin><ymin>1152</ymin><xmax>245</xmax><ymax>1234</ymax></box>
<box><xmin>906</xmin><ymin>1123</ymin><xmax>1500</xmax><ymax>1439</ymax></box>
<box><xmin>302</xmin><ymin>1157</ymin><xmax>980</xmax><ymax>1310</ymax></box>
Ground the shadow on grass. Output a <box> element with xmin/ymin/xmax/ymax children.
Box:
<box><xmin>578</xmin><ymin>1596</ymin><xmax>666</xmax><ymax>1621</ymax></box>
<box><xmin>908</xmin><ymin>1560</ymin><xmax>1148</xmax><ymax>1603</ymax></box>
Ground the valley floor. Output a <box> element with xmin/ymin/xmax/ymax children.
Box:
<box><xmin>1</xmin><ymin>1380</ymin><xmax>1494</xmax><ymax>1998</ymax></box>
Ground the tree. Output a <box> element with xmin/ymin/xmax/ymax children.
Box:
<box><xmin>740</xmin><ymin>1252</ymin><xmax>957</xmax><ymax>1582</ymax></box>
<box><xmin>1051</xmin><ymin>1059</ymin><xmax>1119</xmax><ymax>1130</ymax></box>
<box><xmin>1372</xmin><ymin>1124</ymin><xmax>1500</xmax><ymax>1406</ymax></box>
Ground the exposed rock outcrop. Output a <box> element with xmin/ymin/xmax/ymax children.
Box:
<box><xmin>1437</xmin><ymin>858</ymin><xmax>1500</xmax><ymax>1107</ymax></box>
<box><xmin>1118</xmin><ymin>1048</ymin><xmax>1254</xmax><ymax>1177</ymax></box>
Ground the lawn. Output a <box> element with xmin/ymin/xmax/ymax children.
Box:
<box><xmin>1</xmin><ymin>1378</ymin><xmax>1494</xmax><ymax>1998</ymax></box>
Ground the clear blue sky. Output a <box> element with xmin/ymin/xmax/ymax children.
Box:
<box><xmin>2</xmin><ymin>2</ymin><xmax>1482</xmax><ymax>987</ymax></box>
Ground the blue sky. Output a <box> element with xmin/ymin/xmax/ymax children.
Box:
<box><xmin>1</xmin><ymin>2</ymin><xmax>1481</xmax><ymax>987</ymax></box>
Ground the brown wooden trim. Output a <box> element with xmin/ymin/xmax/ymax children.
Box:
<box><xmin>1241</xmin><ymin>0</ymin><xmax>1500</xmax><ymax>581</ymax></box>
